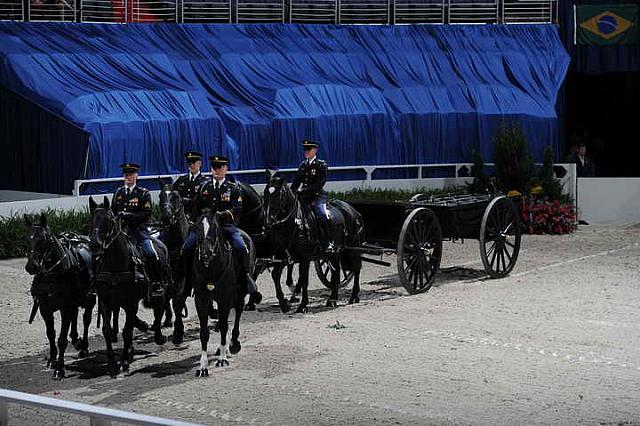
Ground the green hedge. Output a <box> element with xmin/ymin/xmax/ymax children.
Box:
<box><xmin>3</xmin><ymin>187</ymin><xmax>457</xmax><ymax>260</ymax></box>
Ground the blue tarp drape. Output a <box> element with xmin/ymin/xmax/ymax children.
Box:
<box><xmin>0</xmin><ymin>22</ymin><xmax>569</xmax><ymax>191</ymax></box>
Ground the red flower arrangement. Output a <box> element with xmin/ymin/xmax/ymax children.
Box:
<box><xmin>518</xmin><ymin>195</ymin><xmax>577</xmax><ymax>235</ymax></box>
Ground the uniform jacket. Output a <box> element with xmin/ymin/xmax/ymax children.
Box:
<box><xmin>173</xmin><ymin>172</ymin><xmax>208</xmax><ymax>220</ymax></box>
<box><xmin>291</xmin><ymin>157</ymin><xmax>327</xmax><ymax>200</ymax></box>
<box><xmin>112</xmin><ymin>185</ymin><xmax>152</xmax><ymax>230</ymax></box>
<box><xmin>193</xmin><ymin>179</ymin><xmax>242</xmax><ymax>225</ymax></box>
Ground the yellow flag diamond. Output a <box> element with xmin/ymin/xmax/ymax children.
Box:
<box><xmin>580</xmin><ymin>11</ymin><xmax>635</xmax><ymax>40</ymax></box>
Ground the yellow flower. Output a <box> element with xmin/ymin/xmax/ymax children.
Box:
<box><xmin>507</xmin><ymin>190</ymin><xmax>521</xmax><ymax>198</ymax></box>
<box><xmin>531</xmin><ymin>185</ymin><xmax>544</xmax><ymax>195</ymax></box>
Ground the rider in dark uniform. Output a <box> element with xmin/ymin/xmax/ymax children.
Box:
<box><xmin>182</xmin><ymin>156</ymin><xmax>262</xmax><ymax>303</ymax></box>
<box><xmin>112</xmin><ymin>162</ymin><xmax>166</xmax><ymax>288</ymax></box>
<box><xmin>290</xmin><ymin>139</ymin><xmax>334</xmax><ymax>253</ymax></box>
<box><xmin>172</xmin><ymin>151</ymin><xmax>208</xmax><ymax>224</ymax></box>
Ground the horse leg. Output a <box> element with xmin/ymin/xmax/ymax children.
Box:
<box><xmin>230</xmin><ymin>295</ymin><xmax>244</xmax><ymax>354</ymax></box>
<box><xmin>295</xmin><ymin>261</ymin><xmax>310</xmax><ymax>314</ymax></box>
<box><xmin>121</xmin><ymin>304</ymin><xmax>137</xmax><ymax>373</ymax></box>
<box><xmin>110</xmin><ymin>308</ymin><xmax>119</xmax><ymax>343</ymax></box>
<box><xmin>349</xmin><ymin>256</ymin><xmax>362</xmax><ymax>305</ymax></box>
<box><xmin>53</xmin><ymin>306</ymin><xmax>75</xmax><ymax>379</ymax></box>
<box><xmin>40</xmin><ymin>306</ymin><xmax>57</xmax><ymax>369</ymax></box>
<box><xmin>215</xmin><ymin>304</ymin><xmax>231</xmax><ymax>367</ymax></box>
<box><xmin>288</xmin><ymin>265</ymin><xmax>300</xmax><ymax>303</ymax></box>
<box><xmin>195</xmin><ymin>293</ymin><xmax>210</xmax><ymax>377</ymax></box>
<box><xmin>163</xmin><ymin>298</ymin><xmax>173</xmax><ymax>328</ymax></box>
<box><xmin>271</xmin><ymin>264</ymin><xmax>290</xmax><ymax>313</ymax></box>
<box><xmin>69</xmin><ymin>308</ymin><xmax>80</xmax><ymax>350</ymax></box>
<box><xmin>152</xmin><ymin>295</ymin><xmax>167</xmax><ymax>345</ymax></box>
<box><xmin>101</xmin><ymin>303</ymin><xmax>119</xmax><ymax>377</ymax></box>
<box><xmin>78</xmin><ymin>294</ymin><xmax>95</xmax><ymax>358</ymax></box>
<box><xmin>325</xmin><ymin>256</ymin><xmax>339</xmax><ymax>308</ymax></box>
<box><xmin>171</xmin><ymin>274</ymin><xmax>186</xmax><ymax>345</ymax></box>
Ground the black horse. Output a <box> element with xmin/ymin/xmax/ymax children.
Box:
<box><xmin>262</xmin><ymin>171</ymin><xmax>363</xmax><ymax>313</ymax></box>
<box><xmin>89</xmin><ymin>196</ymin><xmax>167</xmax><ymax>376</ymax></box>
<box><xmin>158</xmin><ymin>184</ymin><xmax>191</xmax><ymax>344</ymax></box>
<box><xmin>24</xmin><ymin>213</ymin><xmax>95</xmax><ymax>379</ymax></box>
<box><xmin>237</xmin><ymin>181</ymin><xmax>297</xmax><ymax>312</ymax></box>
<box><xmin>192</xmin><ymin>213</ymin><xmax>247</xmax><ymax>377</ymax></box>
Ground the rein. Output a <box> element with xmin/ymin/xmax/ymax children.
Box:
<box><xmin>28</xmin><ymin>227</ymin><xmax>70</xmax><ymax>275</ymax></box>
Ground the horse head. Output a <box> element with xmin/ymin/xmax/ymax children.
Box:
<box><xmin>159</xmin><ymin>183</ymin><xmax>183</xmax><ymax>227</ymax></box>
<box><xmin>25</xmin><ymin>212</ymin><xmax>72</xmax><ymax>276</ymax></box>
<box><xmin>89</xmin><ymin>196</ymin><xmax>117</xmax><ymax>256</ymax></box>
<box><xmin>196</xmin><ymin>212</ymin><xmax>224</xmax><ymax>268</ymax></box>
<box><xmin>263</xmin><ymin>171</ymin><xmax>293</xmax><ymax>231</ymax></box>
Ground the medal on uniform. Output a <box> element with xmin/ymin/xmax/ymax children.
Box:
<box><xmin>207</xmin><ymin>282</ymin><xmax>215</xmax><ymax>291</ymax></box>
<box><xmin>311</xmin><ymin>169</ymin><xmax>316</xmax><ymax>175</ymax></box>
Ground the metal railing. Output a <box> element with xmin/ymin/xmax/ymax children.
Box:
<box><xmin>0</xmin><ymin>0</ymin><xmax>22</xmax><ymax>19</ymax></box>
<box><xmin>182</xmin><ymin>0</ymin><xmax>231</xmax><ymax>22</ymax></box>
<box><xmin>236</xmin><ymin>0</ymin><xmax>285</xmax><ymax>22</ymax></box>
<box><xmin>28</xmin><ymin>0</ymin><xmax>75</xmax><ymax>21</ymax></box>
<box><xmin>81</xmin><ymin>0</ymin><xmax>126</xmax><ymax>22</ymax></box>
<box><xmin>395</xmin><ymin>0</ymin><xmax>444</xmax><ymax>24</ymax></box>
<box><xmin>0</xmin><ymin>0</ymin><xmax>558</xmax><ymax>24</ymax></box>
<box><xmin>0</xmin><ymin>389</ymin><xmax>199</xmax><ymax>426</ymax></box>
<box><xmin>72</xmin><ymin>162</ymin><xmax>576</xmax><ymax>199</ymax></box>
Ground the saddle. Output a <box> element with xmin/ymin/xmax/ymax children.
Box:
<box><xmin>297</xmin><ymin>201</ymin><xmax>343</xmax><ymax>246</ymax></box>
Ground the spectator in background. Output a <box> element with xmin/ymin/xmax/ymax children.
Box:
<box><xmin>574</xmin><ymin>142</ymin><xmax>595</xmax><ymax>177</ymax></box>
<box><xmin>564</xmin><ymin>142</ymin><xmax>578</xmax><ymax>163</ymax></box>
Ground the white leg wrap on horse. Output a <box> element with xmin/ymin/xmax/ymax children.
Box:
<box><xmin>218</xmin><ymin>344</ymin><xmax>228</xmax><ymax>360</ymax></box>
<box><xmin>200</xmin><ymin>351</ymin><xmax>208</xmax><ymax>370</ymax></box>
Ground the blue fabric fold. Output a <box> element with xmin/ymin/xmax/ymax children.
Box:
<box><xmin>0</xmin><ymin>22</ymin><xmax>569</xmax><ymax>186</ymax></box>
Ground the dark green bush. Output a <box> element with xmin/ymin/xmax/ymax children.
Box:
<box><xmin>493</xmin><ymin>125</ymin><xmax>533</xmax><ymax>193</ymax></box>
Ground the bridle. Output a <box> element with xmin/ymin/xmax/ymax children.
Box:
<box><xmin>161</xmin><ymin>190</ymin><xmax>184</xmax><ymax>227</ymax></box>
<box><xmin>264</xmin><ymin>182</ymin><xmax>298</xmax><ymax>229</ymax></box>
<box><xmin>27</xmin><ymin>225</ymin><xmax>70</xmax><ymax>275</ymax></box>
<box><xmin>91</xmin><ymin>207</ymin><xmax>125</xmax><ymax>255</ymax></box>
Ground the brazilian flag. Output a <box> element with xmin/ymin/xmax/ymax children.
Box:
<box><xmin>576</xmin><ymin>5</ymin><xmax>639</xmax><ymax>45</ymax></box>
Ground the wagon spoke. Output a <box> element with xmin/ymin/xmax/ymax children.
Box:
<box><xmin>490</xmin><ymin>244</ymin><xmax>499</xmax><ymax>269</ymax></box>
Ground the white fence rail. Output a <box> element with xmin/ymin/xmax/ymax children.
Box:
<box><xmin>0</xmin><ymin>389</ymin><xmax>199</xmax><ymax>426</ymax></box>
<box><xmin>0</xmin><ymin>0</ymin><xmax>558</xmax><ymax>23</ymax></box>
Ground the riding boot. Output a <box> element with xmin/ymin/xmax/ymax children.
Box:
<box><xmin>241</xmin><ymin>249</ymin><xmax>262</xmax><ymax>304</ymax></box>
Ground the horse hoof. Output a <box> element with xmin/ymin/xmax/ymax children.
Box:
<box><xmin>78</xmin><ymin>349</ymin><xmax>89</xmax><ymax>359</ymax></box>
<box><xmin>215</xmin><ymin>359</ymin><xmax>229</xmax><ymax>368</ymax></box>
<box><xmin>172</xmin><ymin>331</ymin><xmax>184</xmax><ymax>345</ymax></box>
<box><xmin>163</xmin><ymin>319</ymin><xmax>173</xmax><ymax>328</ymax></box>
<box><xmin>135</xmin><ymin>320</ymin><xmax>149</xmax><ymax>333</ymax></box>
<box><xmin>245</xmin><ymin>302</ymin><xmax>256</xmax><ymax>311</ymax></box>
<box><xmin>121</xmin><ymin>363</ymin><xmax>129</xmax><ymax>372</ymax></box>
<box><xmin>53</xmin><ymin>369</ymin><xmax>65</xmax><ymax>380</ymax></box>
<box><xmin>195</xmin><ymin>369</ymin><xmax>209</xmax><ymax>377</ymax></box>
<box><xmin>250</xmin><ymin>291</ymin><xmax>263</xmax><ymax>305</ymax></box>
<box><xmin>154</xmin><ymin>332</ymin><xmax>167</xmax><ymax>346</ymax></box>
<box><xmin>279</xmin><ymin>300</ymin><xmax>290</xmax><ymax>313</ymax></box>
<box><xmin>295</xmin><ymin>305</ymin><xmax>308</xmax><ymax>314</ymax></box>
<box><xmin>325</xmin><ymin>299</ymin><xmax>338</xmax><ymax>308</ymax></box>
<box><xmin>349</xmin><ymin>296</ymin><xmax>360</xmax><ymax>304</ymax></box>
<box><xmin>108</xmin><ymin>363</ymin><xmax>120</xmax><ymax>377</ymax></box>
<box><xmin>230</xmin><ymin>341</ymin><xmax>241</xmax><ymax>355</ymax></box>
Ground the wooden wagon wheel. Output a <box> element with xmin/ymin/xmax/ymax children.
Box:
<box><xmin>479</xmin><ymin>195</ymin><xmax>521</xmax><ymax>278</ymax></box>
<box><xmin>397</xmin><ymin>207</ymin><xmax>442</xmax><ymax>294</ymax></box>
<box><xmin>238</xmin><ymin>229</ymin><xmax>256</xmax><ymax>275</ymax></box>
<box><xmin>314</xmin><ymin>258</ymin><xmax>354</xmax><ymax>289</ymax></box>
